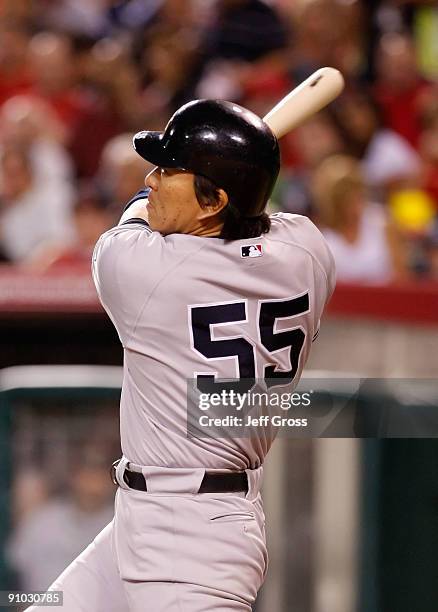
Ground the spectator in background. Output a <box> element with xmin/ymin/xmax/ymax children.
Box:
<box><xmin>40</xmin><ymin>0</ymin><xmax>169</xmax><ymax>38</ymax></box>
<box><xmin>26</xmin><ymin>30</ymin><xmax>137</xmax><ymax>179</ymax></box>
<box><xmin>0</xmin><ymin>146</ymin><xmax>75</xmax><ymax>263</ymax></box>
<box><xmin>0</xmin><ymin>0</ymin><xmax>36</xmax><ymax>22</ymax></box>
<box><xmin>7</xmin><ymin>450</ymin><xmax>114</xmax><ymax>592</ymax></box>
<box><xmin>426</xmin><ymin>221</ymin><xmax>438</xmax><ymax>280</ymax></box>
<box><xmin>275</xmin><ymin>112</ymin><xmax>345</xmax><ymax>216</ymax></box>
<box><xmin>24</xmin><ymin>182</ymin><xmax>113</xmax><ymax>271</ymax></box>
<box><xmin>9</xmin><ymin>469</ymin><xmax>49</xmax><ymax>524</ymax></box>
<box><xmin>240</xmin><ymin>67</ymin><xmax>292</xmax><ymax>119</ymax></box>
<box><xmin>419</xmin><ymin>95</ymin><xmax>438</xmax><ymax>208</ymax></box>
<box><xmin>138</xmin><ymin>22</ymin><xmax>201</xmax><ymax>119</ymax></box>
<box><xmin>98</xmin><ymin>133</ymin><xmax>152</xmax><ymax>212</ymax></box>
<box><xmin>203</xmin><ymin>0</ymin><xmax>289</xmax><ymax>64</ymax></box>
<box><xmin>312</xmin><ymin>155</ymin><xmax>406</xmax><ymax>284</ymax></box>
<box><xmin>374</xmin><ymin>32</ymin><xmax>433</xmax><ymax>149</ymax></box>
<box><xmin>0</xmin><ymin>95</ymin><xmax>74</xmax><ymax>186</ymax></box>
<box><xmin>288</xmin><ymin>0</ymin><xmax>364</xmax><ymax>82</ymax></box>
<box><xmin>333</xmin><ymin>91</ymin><xmax>421</xmax><ymax>201</ymax></box>
<box><xmin>40</xmin><ymin>0</ymin><xmax>109</xmax><ymax>38</ymax></box>
<box><xmin>70</xmin><ymin>37</ymin><xmax>143</xmax><ymax>177</ymax></box>
<box><xmin>194</xmin><ymin>0</ymin><xmax>289</xmax><ymax>101</ymax></box>
<box><xmin>27</xmin><ymin>32</ymin><xmax>86</xmax><ymax>139</ymax></box>
<box><xmin>0</xmin><ymin>19</ymin><xmax>33</xmax><ymax>106</ymax></box>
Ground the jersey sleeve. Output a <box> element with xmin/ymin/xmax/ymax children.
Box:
<box><xmin>270</xmin><ymin>212</ymin><xmax>336</xmax><ymax>340</ymax></box>
<box><xmin>302</xmin><ymin>217</ymin><xmax>336</xmax><ymax>341</ymax></box>
<box><xmin>92</xmin><ymin>222</ymin><xmax>164</xmax><ymax>345</ymax></box>
<box><xmin>271</xmin><ymin>212</ymin><xmax>336</xmax><ymax>299</ymax></box>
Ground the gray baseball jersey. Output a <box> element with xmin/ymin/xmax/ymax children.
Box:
<box><xmin>92</xmin><ymin>212</ymin><xmax>335</xmax><ymax>471</ymax></box>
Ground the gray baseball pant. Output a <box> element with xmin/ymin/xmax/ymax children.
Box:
<box><xmin>25</xmin><ymin>464</ymin><xmax>267</xmax><ymax>611</ymax></box>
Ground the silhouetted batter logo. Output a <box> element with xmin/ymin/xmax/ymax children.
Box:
<box><xmin>241</xmin><ymin>244</ymin><xmax>263</xmax><ymax>258</ymax></box>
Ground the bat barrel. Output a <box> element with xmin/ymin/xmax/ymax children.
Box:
<box><xmin>263</xmin><ymin>67</ymin><xmax>345</xmax><ymax>139</ymax></box>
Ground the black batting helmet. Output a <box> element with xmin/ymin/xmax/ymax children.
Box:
<box><xmin>133</xmin><ymin>99</ymin><xmax>280</xmax><ymax>218</ymax></box>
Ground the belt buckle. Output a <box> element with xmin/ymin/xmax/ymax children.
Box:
<box><xmin>110</xmin><ymin>459</ymin><xmax>121</xmax><ymax>485</ymax></box>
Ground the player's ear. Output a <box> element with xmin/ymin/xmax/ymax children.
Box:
<box><xmin>215</xmin><ymin>189</ymin><xmax>229</xmax><ymax>212</ymax></box>
<box><xmin>198</xmin><ymin>189</ymin><xmax>228</xmax><ymax>218</ymax></box>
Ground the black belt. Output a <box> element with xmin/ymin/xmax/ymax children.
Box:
<box><xmin>111</xmin><ymin>460</ymin><xmax>248</xmax><ymax>494</ymax></box>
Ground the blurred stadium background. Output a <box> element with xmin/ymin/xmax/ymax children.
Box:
<box><xmin>0</xmin><ymin>0</ymin><xmax>438</xmax><ymax>610</ymax></box>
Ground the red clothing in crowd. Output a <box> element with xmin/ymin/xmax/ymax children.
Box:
<box><xmin>0</xmin><ymin>69</ymin><xmax>33</xmax><ymax>106</ymax></box>
<box><xmin>423</xmin><ymin>163</ymin><xmax>438</xmax><ymax>210</ymax></box>
<box><xmin>374</xmin><ymin>79</ymin><xmax>432</xmax><ymax>149</ymax></box>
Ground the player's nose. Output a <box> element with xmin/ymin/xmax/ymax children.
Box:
<box><xmin>145</xmin><ymin>167</ymin><xmax>159</xmax><ymax>190</ymax></box>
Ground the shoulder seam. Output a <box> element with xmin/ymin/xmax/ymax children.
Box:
<box><xmin>267</xmin><ymin>236</ymin><xmax>331</xmax><ymax>287</ymax></box>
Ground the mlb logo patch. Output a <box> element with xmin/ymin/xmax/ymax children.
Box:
<box><xmin>241</xmin><ymin>244</ymin><xmax>263</xmax><ymax>258</ymax></box>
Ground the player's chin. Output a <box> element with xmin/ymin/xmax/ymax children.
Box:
<box><xmin>148</xmin><ymin>216</ymin><xmax>167</xmax><ymax>235</ymax></box>
<box><xmin>147</xmin><ymin>210</ymin><xmax>175</xmax><ymax>235</ymax></box>
<box><xmin>146</xmin><ymin>209</ymin><xmax>157</xmax><ymax>229</ymax></box>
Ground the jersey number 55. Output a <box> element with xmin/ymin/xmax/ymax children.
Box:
<box><xmin>189</xmin><ymin>292</ymin><xmax>310</xmax><ymax>392</ymax></box>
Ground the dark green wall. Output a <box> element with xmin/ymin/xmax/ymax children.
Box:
<box><xmin>361</xmin><ymin>440</ymin><xmax>438</xmax><ymax>612</ymax></box>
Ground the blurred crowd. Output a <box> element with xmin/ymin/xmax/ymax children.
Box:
<box><xmin>5</xmin><ymin>399</ymin><xmax>120</xmax><ymax>595</ymax></box>
<box><xmin>0</xmin><ymin>0</ymin><xmax>438</xmax><ymax>283</ymax></box>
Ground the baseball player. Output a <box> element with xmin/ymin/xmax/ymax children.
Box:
<box><xmin>26</xmin><ymin>99</ymin><xmax>335</xmax><ymax>611</ymax></box>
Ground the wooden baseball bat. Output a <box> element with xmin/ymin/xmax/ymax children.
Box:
<box><xmin>263</xmin><ymin>67</ymin><xmax>344</xmax><ymax>139</ymax></box>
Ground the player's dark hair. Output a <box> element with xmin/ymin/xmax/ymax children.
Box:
<box><xmin>194</xmin><ymin>174</ymin><xmax>271</xmax><ymax>240</ymax></box>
